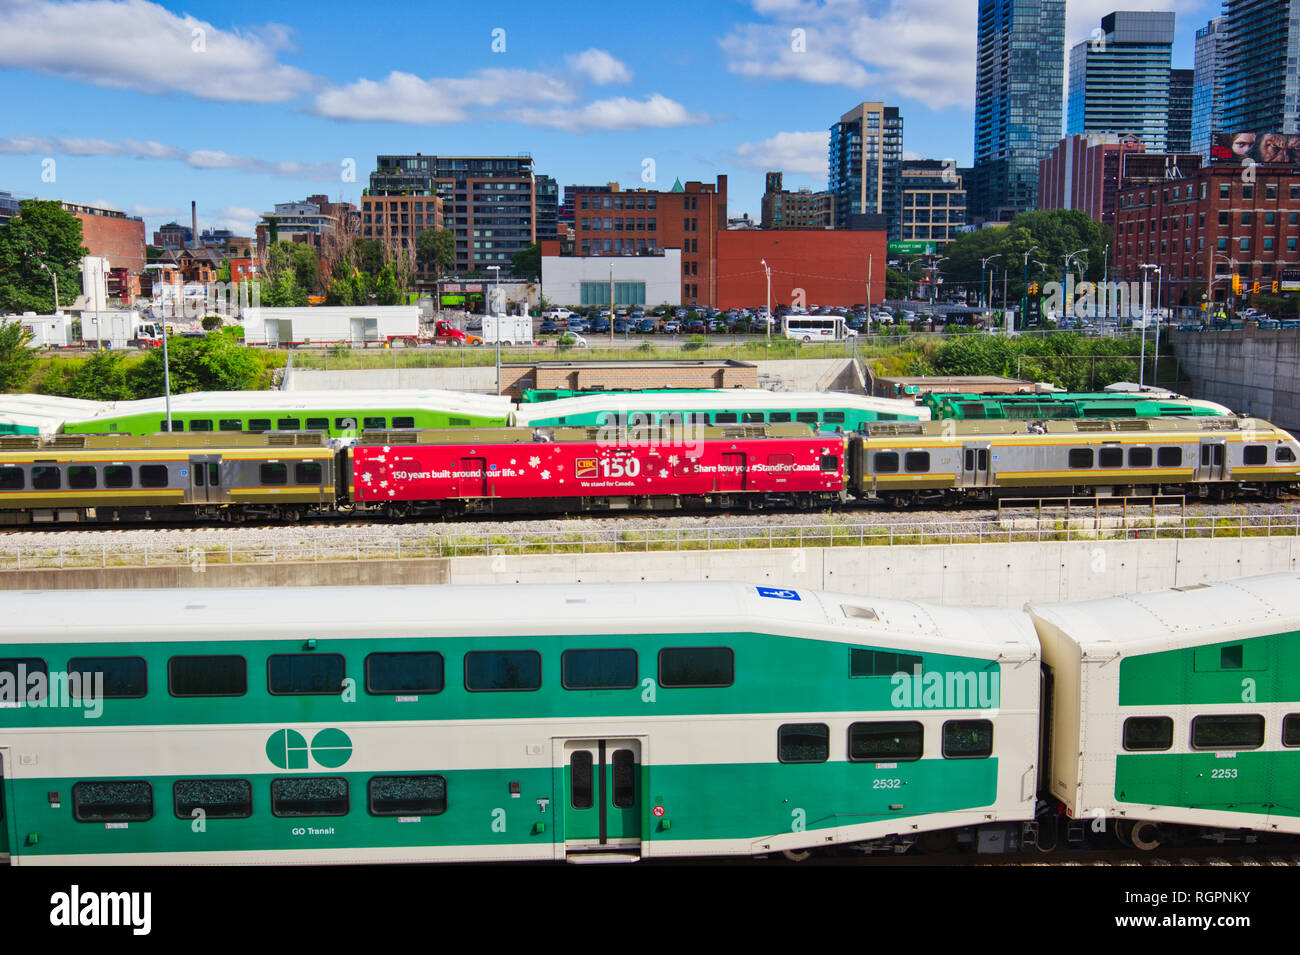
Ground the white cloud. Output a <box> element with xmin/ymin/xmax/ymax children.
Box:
<box><xmin>0</xmin><ymin>135</ymin><xmax>336</xmax><ymax>180</ymax></box>
<box><xmin>313</xmin><ymin>68</ymin><xmax>576</xmax><ymax>124</ymax></box>
<box><xmin>86</xmin><ymin>197</ymin><xmax>123</xmax><ymax>212</ymax></box>
<box><xmin>734</xmin><ymin>130</ymin><xmax>829</xmax><ymax>176</ymax></box>
<box><xmin>0</xmin><ymin>0</ymin><xmax>315</xmax><ymax>103</ymax></box>
<box><xmin>566</xmin><ymin>49</ymin><xmax>633</xmax><ymax>85</ymax></box>
<box><xmin>208</xmin><ymin>206</ymin><xmax>261</xmax><ymax>235</ymax></box>
<box><xmin>510</xmin><ymin>94</ymin><xmax>709</xmax><ymax>132</ymax></box>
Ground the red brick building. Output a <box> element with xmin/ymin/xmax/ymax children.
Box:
<box><xmin>1114</xmin><ymin>163</ymin><xmax>1300</xmax><ymax>307</ymax></box>
<box><xmin>716</xmin><ymin>229</ymin><xmax>886</xmax><ymax>309</ymax></box>
<box><xmin>571</xmin><ymin>176</ymin><xmax>727</xmax><ymax>305</ymax></box>
<box><xmin>61</xmin><ymin>201</ymin><xmax>146</xmax><ymax>272</ymax></box>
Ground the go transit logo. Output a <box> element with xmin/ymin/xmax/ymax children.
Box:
<box><xmin>265</xmin><ymin>728</ymin><xmax>353</xmax><ymax>769</ymax></box>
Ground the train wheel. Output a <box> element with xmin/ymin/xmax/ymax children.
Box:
<box><xmin>281</xmin><ymin>507</ymin><xmax>302</xmax><ymax>523</ymax></box>
<box><xmin>782</xmin><ymin>849</ymin><xmax>812</xmax><ymax>862</ymax></box>
<box><xmin>1129</xmin><ymin>821</ymin><xmax>1162</xmax><ymax>851</ymax></box>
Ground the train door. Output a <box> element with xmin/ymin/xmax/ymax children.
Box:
<box><xmin>1196</xmin><ymin>438</ymin><xmax>1227</xmax><ymax>482</ymax></box>
<box><xmin>559</xmin><ymin>738</ymin><xmax>642</xmax><ymax>859</ymax></box>
<box><xmin>718</xmin><ymin>452</ymin><xmax>746</xmax><ymax>492</ymax></box>
<box><xmin>456</xmin><ymin>457</ymin><xmax>487</xmax><ymax>498</ymax></box>
<box><xmin>961</xmin><ymin>442</ymin><xmax>993</xmax><ymax>488</ymax></box>
<box><xmin>186</xmin><ymin>455</ymin><xmax>228</xmax><ymax>503</ymax></box>
<box><xmin>0</xmin><ymin>748</ymin><xmax>10</xmax><ymax>862</ymax></box>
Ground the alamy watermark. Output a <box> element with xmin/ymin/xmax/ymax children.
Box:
<box><xmin>0</xmin><ymin>665</ymin><xmax>104</xmax><ymax>719</ymax></box>
<box><xmin>890</xmin><ymin>664</ymin><xmax>999</xmax><ymax>709</ymax></box>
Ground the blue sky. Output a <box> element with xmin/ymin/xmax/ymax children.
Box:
<box><xmin>0</xmin><ymin>0</ymin><xmax>1215</xmax><ymax>239</ymax></box>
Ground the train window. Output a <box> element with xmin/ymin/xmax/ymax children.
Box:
<box><xmin>1068</xmin><ymin>449</ymin><xmax>1094</xmax><ymax>469</ymax></box>
<box><xmin>267</xmin><ymin>654</ymin><xmax>346</xmax><ymax>695</ymax></box>
<box><xmin>1098</xmin><ymin>447</ymin><xmax>1123</xmax><ymax>469</ymax></box>
<box><xmin>73</xmin><ymin>781</ymin><xmax>153</xmax><ymax>822</ymax></box>
<box><xmin>173</xmin><ymin>779</ymin><xmax>252</xmax><ymax>819</ymax></box>
<box><xmin>1157</xmin><ymin>446</ymin><xmax>1182</xmax><ymax>467</ymax></box>
<box><xmin>942</xmin><ymin>720</ymin><xmax>993</xmax><ymax>758</ymax></box>
<box><xmin>334</xmin><ymin>418</ymin><xmax>354</xmax><ymax>430</ymax></box>
<box><xmin>295</xmin><ymin>462</ymin><xmax>323</xmax><ymax>484</ymax></box>
<box><xmin>1128</xmin><ymin>447</ymin><xmax>1153</xmax><ymax>468</ymax></box>
<box><xmin>67</xmin><ymin>656</ymin><xmax>147</xmax><ymax>698</ymax></box>
<box><xmin>904</xmin><ymin>451</ymin><xmax>930</xmax><ymax>473</ymax></box>
<box><xmin>848</xmin><ymin>721</ymin><xmax>924</xmax><ymax>761</ymax></box>
<box><xmin>260</xmin><ymin>463</ymin><xmax>288</xmax><ymax>486</ymax></box>
<box><xmin>820</xmin><ymin>455</ymin><xmax>839</xmax><ymax>472</ymax></box>
<box><xmin>769</xmin><ymin>412</ymin><xmax>792</xmax><ymax>423</ymax></box>
<box><xmin>271</xmin><ymin>777</ymin><xmax>349</xmax><ymax>817</ymax></box>
<box><xmin>278</xmin><ymin>418</ymin><xmax>302</xmax><ymax>431</ymax></box>
<box><xmin>1279</xmin><ymin>447</ymin><xmax>1297</xmax><ymax>463</ymax></box>
<box><xmin>168</xmin><ymin>655</ymin><xmax>247</xmax><ymax>697</ymax></box>
<box><xmin>1243</xmin><ymin>445</ymin><xmax>1268</xmax><ymax>466</ymax></box>
<box><xmin>190</xmin><ymin>419</ymin><xmax>213</xmax><ymax>432</ymax></box>
<box><xmin>714</xmin><ymin>413</ymin><xmax>738</xmax><ymax>424</ymax></box>
<box><xmin>874</xmin><ymin>452</ymin><xmax>900</xmax><ymax>473</ymax></box>
<box><xmin>570</xmin><ymin>751</ymin><xmax>594</xmax><ymax>809</ymax></box>
<box><xmin>824</xmin><ymin>412</ymin><xmax>846</xmax><ymax>424</ymax></box>
<box><xmin>796</xmin><ymin>412</ymin><xmax>819</xmax><ymax>424</ymax></box>
<box><xmin>464</xmin><ymin>650</ymin><xmax>542</xmax><ymax>691</ymax></box>
<box><xmin>0</xmin><ymin>657</ymin><xmax>47</xmax><ymax>701</ymax></box>
<box><xmin>1220</xmin><ymin>645</ymin><xmax>1243</xmax><ymax>669</ymax></box>
<box><xmin>67</xmin><ymin>466</ymin><xmax>97</xmax><ymax>489</ymax></box>
<box><xmin>365</xmin><ymin>651</ymin><xmax>444</xmax><ymax>695</ymax></box>
<box><xmin>393</xmin><ymin>416</ymin><xmax>415</xmax><ymax>429</ymax></box>
<box><xmin>139</xmin><ymin>465</ymin><xmax>169</xmax><ymax>488</ymax></box>
<box><xmin>219</xmin><ymin>419</ymin><xmax>243</xmax><ymax>432</ymax></box>
<box><xmin>778</xmin><ymin>723</ymin><xmax>829</xmax><ymax>763</ymax></box>
<box><xmin>850</xmin><ymin>649</ymin><xmax>922</xmax><ymax>678</ymax></box>
<box><xmin>364</xmin><ymin>417</ymin><xmax>387</xmax><ymax>429</ymax></box>
<box><xmin>742</xmin><ymin>412</ymin><xmax>765</xmax><ymax>423</ymax></box>
<box><xmin>612</xmin><ymin>750</ymin><xmax>636</xmax><ymax>808</ymax></box>
<box><xmin>659</xmin><ymin>414</ymin><xmax>684</xmax><ymax>427</ymax></box>
<box><xmin>194</xmin><ymin>466</ymin><xmax>205</xmax><ymax>488</ymax></box>
<box><xmin>306</xmin><ymin>418</ymin><xmax>329</xmax><ymax>431</ymax></box>
<box><xmin>658</xmin><ymin>647</ymin><xmax>733</xmax><ymax>688</ymax></box>
<box><xmin>160</xmin><ymin>419</ymin><xmax>184</xmax><ymax>432</ymax></box>
<box><xmin>248</xmin><ymin>418</ymin><xmax>272</xmax><ymax>433</ymax></box>
<box><xmin>368</xmin><ymin>775</ymin><xmax>447</xmax><ymax>816</ymax></box>
<box><xmin>0</xmin><ymin>466</ymin><xmax>23</xmax><ymax>490</ymax></box>
<box><xmin>1122</xmin><ymin>716</ymin><xmax>1173</xmax><ymax>751</ymax></box>
<box><xmin>32</xmin><ymin>466</ymin><xmax>60</xmax><ymax>490</ymax></box>
<box><xmin>1284</xmin><ymin>714</ymin><xmax>1300</xmax><ymax>747</ymax></box>
<box><xmin>1201</xmin><ymin>445</ymin><xmax>1225</xmax><ymax>466</ymax></box>
<box><xmin>1191</xmin><ymin>714</ymin><xmax>1264</xmax><ymax>750</ymax></box>
<box><xmin>562</xmin><ymin>649</ymin><xmax>638</xmax><ymax>689</ymax></box>
<box><xmin>104</xmin><ymin>465</ymin><xmax>132</xmax><ymax>488</ymax></box>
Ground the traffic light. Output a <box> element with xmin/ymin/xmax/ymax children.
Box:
<box><xmin>1253</xmin><ymin>281</ymin><xmax>1260</xmax><ymax>295</ymax></box>
<box><xmin>1273</xmin><ymin>281</ymin><xmax>1280</xmax><ymax>293</ymax></box>
<box><xmin>1232</xmin><ymin>274</ymin><xmax>1242</xmax><ymax>294</ymax></box>
<box><xmin>1028</xmin><ymin>282</ymin><xmax>1039</xmax><ymax>295</ymax></box>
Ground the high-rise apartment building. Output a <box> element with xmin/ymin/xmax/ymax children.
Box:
<box><xmin>1219</xmin><ymin>0</ymin><xmax>1300</xmax><ymax>135</ymax></box>
<box><xmin>535</xmin><ymin>174</ymin><xmax>559</xmax><ymax>242</ymax></box>
<box><xmin>1192</xmin><ymin>16</ymin><xmax>1227</xmax><ymax>156</ymax></box>
<box><xmin>899</xmin><ymin>160</ymin><xmax>966</xmax><ymax>246</ymax></box>
<box><xmin>366</xmin><ymin>154</ymin><xmax>536</xmax><ymax>274</ymax></box>
<box><xmin>828</xmin><ymin>102</ymin><xmax>903</xmax><ymax>239</ymax></box>
<box><xmin>972</xmin><ymin>0</ymin><xmax>1066</xmax><ymax>222</ymax></box>
<box><xmin>1067</xmin><ymin>11</ymin><xmax>1176</xmax><ymax>152</ymax></box>
<box><xmin>760</xmin><ymin>172</ymin><xmax>834</xmax><ymax>229</ymax></box>
<box><xmin>1168</xmin><ymin>69</ymin><xmax>1195</xmax><ymax>153</ymax></box>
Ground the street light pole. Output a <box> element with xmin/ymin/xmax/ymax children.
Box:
<box><xmin>980</xmin><ymin>253</ymin><xmax>1002</xmax><ymax>321</ymax></box>
<box><xmin>761</xmin><ymin>258</ymin><xmax>771</xmax><ymax>344</ymax></box>
<box><xmin>487</xmin><ymin>265</ymin><xmax>501</xmax><ymax>394</ymax></box>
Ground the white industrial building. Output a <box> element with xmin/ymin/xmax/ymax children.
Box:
<box><xmin>242</xmin><ymin>306</ymin><xmax>421</xmax><ymax>347</ymax></box>
<box><xmin>541</xmin><ymin>250</ymin><xmax>681</xmax><ymax>308</ymax></box>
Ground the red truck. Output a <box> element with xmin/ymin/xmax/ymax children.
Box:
<box><xmin>431</xmin><ymin>320</ymin><xmax>483</xmax><ymax>346</ymax></box>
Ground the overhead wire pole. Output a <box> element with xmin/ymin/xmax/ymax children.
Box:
<box><xmin>1019</xmin><ymin>245</ymin><xmax>1038</xmax><ymax>332</ymax></box>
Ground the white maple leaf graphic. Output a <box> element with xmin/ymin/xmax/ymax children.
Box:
<box><xmin>529</xmin><ymin>456</ymin><xmax>540</xmax><ymax>468</ymax></box>
<box><xmin>379</xmin><ymin>480</ymin><xmax>388</xmax><ymax>488</ymax></box>
<box><xmin>667</xmin><ymin>455</ymin><xmax>679</xmax><ymax>465</ymax></box>
<box><xmin>541</xmin><ymin>469</ymin><xmax>551</xmax><ymax>480</ymax></box>
<box><xmin>360</xmin><ymin>472</ymin><xmax>372</xmax><ymax>483</ymax></box>
<box><xmin>388</xmin><ymin>489</ymin><xmax>395</xmax><ymax>497</ymax></box>
<box><xmin>659</xmin><ymin>469</ymin><xmax>668</xmax><ymax>478</ymax></box>
<box><xmin>383</xmin><ymin>446</ymin><xmax>391</xmax><ymax>453</ymax></box>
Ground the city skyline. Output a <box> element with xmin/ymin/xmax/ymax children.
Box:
<box><xmin>0</xmin><ymin>0</ymin><xmax>1214</xmax><ymax>239</ymax></box>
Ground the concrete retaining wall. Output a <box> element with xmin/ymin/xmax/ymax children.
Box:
<box><xmin>1171</xmin><ymin>328</ymin><xmax>1300</xmax><ymax>431</ymax></box>
<box><xmin>4</xmin><ymin>537</ymin><xmax>1293</xmax><ymax>607</ymax></box>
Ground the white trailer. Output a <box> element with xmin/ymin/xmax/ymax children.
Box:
<box><xmin>243</xmin><ymin>306</ymin><xmax>422</xmax><ymax>347</ymax></box>
<box><xmin>80</xmin><ymin>310</ymin><xmax>162</xmax><ymax>349</ymax></box>
<box><xmin>479</xmin><ymin>313</ymin><xmax>534</xmax><ymax>345</ymax></box>
<box><xmin>9</xmin><ymin>312</ymin><xmax>74</xmax><ymax>348</ymax></box>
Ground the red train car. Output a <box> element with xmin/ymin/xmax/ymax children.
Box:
<box><xmin>350</xmin><ymin>436</ymin><xmax>848</xmax><ymax>514</ymax></box>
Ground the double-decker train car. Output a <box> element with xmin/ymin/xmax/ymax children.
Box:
<box><xmin>922</xmin><ymin>391</ymin><xmax>1234</xmax><ymax>421</ymax></box>
<box><xmin>851</xmin><ymin>417</ymin><xmax>1300</xmax><ymax>506</ymax></box>
<box><xmin>0</xmin><ymin>582</ymin><xmax>1040</xmax><ymax>864</ymax></box>
<box><xmin>1028</xmin><ymin>574</ymin><xmax>1300</xmax><ymax>847</ymax></box>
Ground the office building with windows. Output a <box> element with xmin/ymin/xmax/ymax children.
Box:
<box><xmin>1218</xmin><ymin>0</ymin><xmax>1300</xmax><ymax>135</ymax></box>
<box><xmin>899</xmin><ymin>160</ymin><xmax>966</xmax><ymax>246</ymax></box>
<box><xmin>1067</xmin><ymin>11</ymin><xmax>1177</xmax><ymax>152</ymax></box>
<box><xmin>1192</xmin><ymin>16</ymin><xmax>1227</xmax><ymax>156</ymax></box>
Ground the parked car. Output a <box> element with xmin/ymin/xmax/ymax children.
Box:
<box><xmin>558</xmin><ymin>332</ymin><xmax>589</xmax><ymax>348</ymax></box>
<box><xmin>662</xmin><ymin>320</ymin><xmax>681</xmax><ymax>334</ymax></box>
<box><xmin>542</xmin><ymin>307</ymin><xmax>575</xmax><ymax>321</ymax></box>
<box><xmin>539</xmin><ymin>320</ymin><xmax>558</xmax><ymax>334</ymax></box>
<box><xmin>635</xmin><ymin>319</ymin><xmax>657</xmax><ymax>334</ymax></box>
<box><xmin>567</xmin><ymin>320</ymin><xmax>588</xmax><ymax>333</ymax></box>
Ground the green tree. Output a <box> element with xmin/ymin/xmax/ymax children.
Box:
<box><xmin>127</xmin><ymin>333</ymin><xmax>262</xmax><ymax>396</ymax></box>
<box><xmin>416</xmin><ymin>228</ymin><xmax>456</xmax><ymax>276</ymax></box>
<box><xmin>52</xmin><ymin>349</ymin><xmax>136</xmax><ymax>400</ymax></box>
<box><xmin>352</xmin><ymin>238</ymin><xmax>385</xmax><ymax>276</ymax></box>
<box><xmin>0</xmin><ymin>321</ymin><xmax>37</xmax><ymax>391</ymax></box>
<box><xmin>511</xmin><ymin>242</ymin><xmax>541</xmax><ymax>279</ymax></box>
<box><xmin>0</xmin><ymin>200</ymin><xmax>89</xmax><ymax>314</ymax></box>
<box><xmin>374</xmin><ymin>264</ymin><xmax>401</xmax><ymax>306</ymax></box>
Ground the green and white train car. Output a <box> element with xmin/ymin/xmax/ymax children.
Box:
<box><xmin>0</xmin><ymin>582</ymin><xmax>1038</xmax><ymax>865</ymax></box>
<box><xmin>1029</xmin><ymin>573</ymin><xmax>1300</xmax><ymax>849</ymax></box>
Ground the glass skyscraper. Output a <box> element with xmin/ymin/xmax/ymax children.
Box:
<box><xmin>828</xmin><ymin>102</ymin><xmax>904</xmax><ymax>240</ymax></box>
<box><xmin>971</xmin><ymin>0</ymin><xmax>1066</xmax><ymax>222</ymax></box>
<box><xmin>1192</xmin><ymin>17</ymin><xmax>1227</xmax><ymax>157</ymax></box>
<box><xmin>1066</xmin><ymin>11</ymin><xmax>1176</xmax><ymax>152</ymax></box>
<box><xmin>1219</xmin><ymin>0</ymin><xmax>1300</xmax><ymax>135</ymax></box>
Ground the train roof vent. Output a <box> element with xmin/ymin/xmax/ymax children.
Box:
<box><xmin>841</xmin><ymin>604</ymin><xmax>880</xmax><ymax>622</ymax></box>
<box><xmin>295</xmin><ymin>433</ymin><xmax>325</xmax><ymax>446</ymax></box>
<box><xmin>266</xmin><ymin>434</ymin><xmax>298</xmax><ymax>447</ymax></box>
<box><xmin>1074</xmin><ymin>420</ymin><xmax>1112</xmax><ymax>432</ymax></box>
<box><xmin>1200</xmin><ymin>418</ymin><xmax>1240</xmax><ymax>431</ymax></box>
<box><xmin>48</xmin><ymin>435</ymin><xmax>88</xmax><ymax>448</ymax></box>
<box><xmin>0</xmin><ymin>436</ymin><xmax>38</xmax><ymax>450</ymax></box>
<box><xmin>867</xmin><ymin>422</ymin><xmax>925</xmax><ymax>436</ymax></box>
<box><xmin>359</xmin><ymin>430</ymin><xmax>417</xmax><ymax>445</ymax></box>
<box><xmin>1113</xmin><ymin>420</ymin><xmax>1151</xmax><ymax>431</ymax></box>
